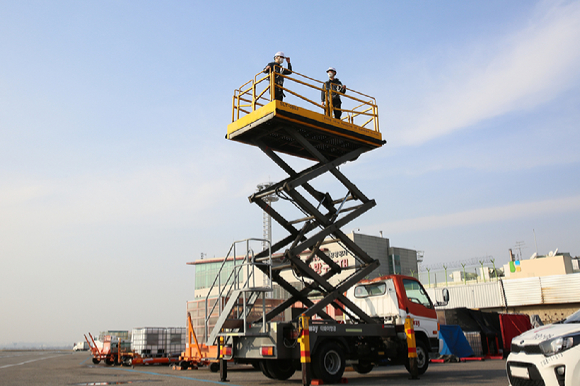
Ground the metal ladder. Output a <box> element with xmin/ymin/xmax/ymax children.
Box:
<box><xmin>205</xmin><ymin>239</ymin><xmax>273</xmax><ymax>346</ymax></box>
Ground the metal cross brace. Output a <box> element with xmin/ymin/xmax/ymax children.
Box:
<box><xmin>247</xmin><ymin>125</ymin><xmax>381</xmax><ymax>324</ymax></box>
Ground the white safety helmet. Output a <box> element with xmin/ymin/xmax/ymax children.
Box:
<box><xmin>274</xmin><ymin>51</ymin><xmax>285</xmax><ymax>58</ymax></box>
<box><xmin>327</xmin><ymin>67</ymin><xmax>337</xmax><ymax>73</ymax></box>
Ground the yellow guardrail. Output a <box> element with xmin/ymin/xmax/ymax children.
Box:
<box><xmin>232</xmin><ymin>65</ymin><xmax>380</xmax><ymax>133</ymax></box>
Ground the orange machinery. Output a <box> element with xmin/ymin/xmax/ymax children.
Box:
<box><xmin>173</xmin><ymin>312</ymin><xmax>219</xmax><ymax>370</ymax></box>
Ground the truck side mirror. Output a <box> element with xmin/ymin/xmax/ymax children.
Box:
<box><xmin>434</xmin><ymin>288</ymin><xmax>449</xmax><ymax>308</ymax></box>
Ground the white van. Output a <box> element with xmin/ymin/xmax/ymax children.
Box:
<box><xmin>73</xmin><ymin>341</ymin><xmax>89</xmax><ymax>351</ymax></box>
<box><xmin>507</xmin><ymin>308</ymin><xmax>580</xmax><ymax>385</ymax></box>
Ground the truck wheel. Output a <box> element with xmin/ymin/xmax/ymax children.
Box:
<box><xmin>352</xmin><ymin>360</ymin><xmax>373</xmax><ymax>374</ymax></box>
<box><xmin>92</xmin><ymin>358</ymin><xmax>100</xmax><ymax>365</ymax></box>
<box><xmin>405</xmin><ymin>339</ymin><xmax>429</xmax><ymax>375</ymax></box>
<box><xmin>209</xmin><ymin>362</ymin><xmax>220</xmax><ymax>373</ymax></box>
<box><xmin>105</xmin><ymin>357</ymin><xmax>114</xmax><ymax>366</ymax></box>
<box><xmin>258</xmin><ymin>360</ymin><xmax>275</xmax><ymax>379</ymax></box>
<box><xmin>264</xmin><ymin>359</ymin><xmax>295</xmax><ymax>380</ymax></box>
<box><xmin>312</xmin><ymin>341</ymin><xmax>345</xmax><ymax>384</ymax></box>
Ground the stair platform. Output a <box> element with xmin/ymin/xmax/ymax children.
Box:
<box><xmin>221</xmin><ymin>319</ymin><xmax>245</xmax><ymax>329</ymax></box>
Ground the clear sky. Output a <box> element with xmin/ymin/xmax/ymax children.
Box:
<box><xmin>1</xmin><ymin>0</ymin><xmax>579</xmax><ymax>347</ymax></box>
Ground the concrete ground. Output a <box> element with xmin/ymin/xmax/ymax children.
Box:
<box><xmin>0</xmin><ymin>350</ymin><xmax>509</xmax><ymax>386</ymax></box>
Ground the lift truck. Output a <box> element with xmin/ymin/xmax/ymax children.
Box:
<box><xmin>85</xmin><ymin>333</ymin><xmax>132</xmax><ymax>366</ymax></box>
<box><xmin>199</xmin><ymin>67</ymin><xmax>445</xmax><ymax>384</ymax></box>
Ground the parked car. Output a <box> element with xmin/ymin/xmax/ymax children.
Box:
<box><xmin>507</xmin><ymin>309</ymin><xmax>580</xmax><ymax>385</ymax></box>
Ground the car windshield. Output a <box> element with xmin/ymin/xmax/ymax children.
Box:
<box><xmin>564</xmin><ymin>309</ymin><xmax>580</xmax><ymax>323</ymax></box>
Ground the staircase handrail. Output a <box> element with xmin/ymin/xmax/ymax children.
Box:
<box><xmin>204</xmin><ymin>238</ymin><xmax>272</xmax><ymax>341</ymax></box>
<box><xmin>231</xmin><ymin>66</ymin><xmax>379</xmax><ymax>132</ymax></box>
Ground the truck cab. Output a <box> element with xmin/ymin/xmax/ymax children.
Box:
<box><xmin>347</xmin><ymin>275</ymin><xmax>441</xmax><ymax>359</ymax></box>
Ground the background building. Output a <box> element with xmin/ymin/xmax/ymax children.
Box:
<box><xmin>503</xmin><ymin>251</ymin><xmax>575</xmax><ymax>279</ymax></box>
<box><xmin>189</xmin><ymin>232</ymin><xmax>419</xmax><ymax>300</ymax></box>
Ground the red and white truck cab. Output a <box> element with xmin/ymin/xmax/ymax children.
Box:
<box><xmin>347</xmin><ymin>275</ymin><xmax>445</xmax><ymax>363</ymax></box>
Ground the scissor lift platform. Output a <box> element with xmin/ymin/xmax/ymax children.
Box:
<box><xmin>207</xmin><ymin>69</ymin><xmax>388</xmax><ymax>370</ymax></box>
<box><xmin>227</xmin><ymin>100</ymin><xmax>384</xmax><ymax>161</ymax></box>
<box><xmin>213</xmin><ymin>68</ymin><xmax>389</xmax><ymax>329</ymax></box>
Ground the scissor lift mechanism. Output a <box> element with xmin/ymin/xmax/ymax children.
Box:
<box><xmin>224</xmin><ymin>97</ymin><xmax>386</xmax><ymax>328</ymax></box>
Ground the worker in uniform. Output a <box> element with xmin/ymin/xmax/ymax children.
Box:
<box><xmin>264</xmin><ymin>51</ymin><xmax>292</xmax><ymax>101</ymax></box>
<box><xmin>321</xmin><ymin>67</ymin><xmax>346</xmax><ymax>119</ymax></box>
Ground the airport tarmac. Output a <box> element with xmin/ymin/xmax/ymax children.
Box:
<box><xmin>0</xmin><ymin>350</ymin><xmax>510</xmax><ymax>385</ymax></box>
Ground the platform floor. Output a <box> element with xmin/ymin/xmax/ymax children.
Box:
<box><xmin>227</xmin><ymin>101</ymin><xmax>385</xmax><ymax>161</ymax></box>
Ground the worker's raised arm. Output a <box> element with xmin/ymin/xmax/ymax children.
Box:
<box><xmin>282</xmin><ymin>59</ymin><xmax>292</xmax><ymax>75</ymax></box>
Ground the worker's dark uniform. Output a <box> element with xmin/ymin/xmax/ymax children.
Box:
<box><xmin>321</xmin><ymin>78</ymin><xmax>346</xmax><ymax>119</ymax></box>
<box><xmin>263</xmin><ymin>62</ymin><xmax>292</xmax><ymax>101</ymax></box>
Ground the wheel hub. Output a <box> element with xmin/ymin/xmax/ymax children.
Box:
<box><xmin>324</xmin><ymin>350</ymin><xmax>341</xmax><ymax>375</ymax></box>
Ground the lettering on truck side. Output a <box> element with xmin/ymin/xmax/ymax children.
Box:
<box><xmin>308</xmin><ymin>326</ymin><xmax>338</xmax><ymax>333</ymax></box>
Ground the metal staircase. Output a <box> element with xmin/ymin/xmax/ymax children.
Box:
<box><xmin>204</xmin><ymin>239</ymin><xmax>273</xmax><ymax>345</ymax></box>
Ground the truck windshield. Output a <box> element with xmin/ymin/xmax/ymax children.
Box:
<box><xmin>354</xmin><ymin>282</ymin><xmax>386</xmax><ymax>298</ymax></box>
<box><xmin>403</xmin><ymin>279</ymin><xmax>433</xmax><ymax>309</ymax></box>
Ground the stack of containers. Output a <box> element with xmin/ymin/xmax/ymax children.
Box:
<box><xmin>165</xmin><ymin>327</ymin><xmax>186</xmax><ymax>356</ymax></box>
<box><xmin>131</xmin><ymin>327</ymin><xmax>186</xmax><ymax>357</ymax></box>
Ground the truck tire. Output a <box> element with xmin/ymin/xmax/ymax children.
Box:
<box><xmin>92</xmin><ymin>358</ymin><xmax>100</xmax><ymax>365</ymax></box>
<box><xmin>209</xmin><ymin>362</ymin><xmax>220</xmax><ymax>373</ymax></box>
<box><xmin>352</xmin><ymin>360</ymin><xmax>373</xmax><ymax>374</ymax></box>
<box><xmin>264</xmin><ymin>359</ymin><xmax>295</xmax><ymax>380</ymax></box>
<box><xmin>258</xmin><ymin>360</ymin><xmax>275</xmax><ymax>379</ymax></box>
<box><xmin>405</xmin><ymin>339</ymin><xmax>429</xmax><ymax>375</ymax></box>
<box><xmin>312</xmin><ymin>341</ymin><xmax>345</xmax><ymax>384</ymax></box>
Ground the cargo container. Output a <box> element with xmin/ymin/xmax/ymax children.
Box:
<box><xmin>131</xmin><ymin>327</ymin><xmax>186</xmax><ymax>358</ymax></box>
